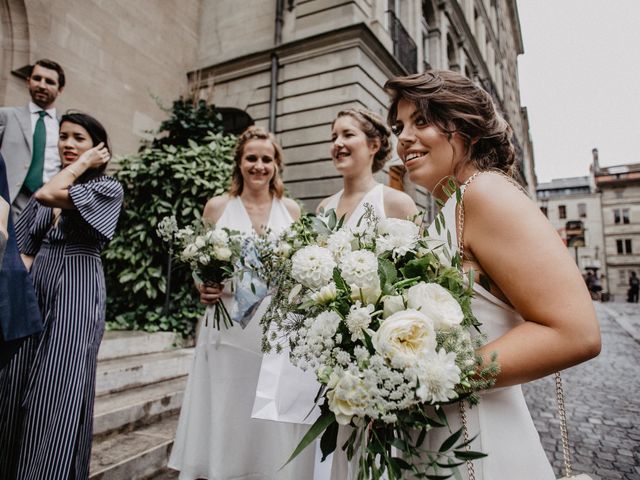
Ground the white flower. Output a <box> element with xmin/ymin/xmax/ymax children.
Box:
<box><xmin>406</xmin><ymin>282</ymin><xmax>464</xmax><ymax>331</ymax></box>
<box><xmin>308</xmin><ymin>311</ymin><xmax>341</xmax><ymax>339</ymax></box>
<box><xmin>198</xmin><ymin>254</ymin><xmax>210</xmax><ymax>265</ymax></box>
<box><xmin>181</xmin><ymin>243</ymin><xmax>199</xmax><ymax>260</ymax></box>
<box><xmin>346</xmin><ymin>303</ymin><xmax>374</xmax><ymax>341</ymax></box>
<box><xmin>382</xmin><ymin>295</ymin><xmax>405</xmax><ymax>319</ymax></box>
<box><xmin>376</xmin><ymin>218</ymin><xmax>420</xmax><ymax>258</ymax></box>
<box><xmin>416</xmin><ymin>349</ymin><xmax>461</xmax><ymax>403</ymax></box>
<box><xmin>288</xmin><ymin>283</ymin><xmax>303</xmax><ymax>304</ymax></box>
<box><xmin>291</xmin><ymin>246</ymin><xmax>336</xmax><ymax>289</ymax></box>
<box><xmin>205</xmin><ymin>228</ymin><xmax>229</xmax><ymax>246</ymax></box>
<box><xmin>214</xmin><ymin>246</ymin><xmax>232</xmax><ymax>261</ymax></box>
<box><xmin>194</xmin><ymin>235</ymin><xmax>206</xmax><ymax>249</ymax></box>
<box><xmin>350</xmin><ymin>282</ymin><xmax>381</xmax><ymax>305</ymax></box>
<box><xmin>327</xmin><ymin>230</ymin><xmax>353</xmax><ymax>261</ymax></box>
<box><xmin>326</xmin><ymin>371</ymin><xmax>367</xmax><ymax>425</ymax></box>
<box><xmin>340</xmin><ymin>250</ymin><xmax>379</xmax><ymax>288</ymax></box>
<box><xmin>274</xmin><ymin>242</ymin><xmax>293</xmax><ymax>258</ymax></box>
<box><xmin>175</xmin><ymin>226</ymin><xmax>194</xmax><ymax>240</ymax></box>
<box><xmin>311</xmin><ymin>282</ymin><xmax>337</xmax><ymax>305</ymax></box>
<box><xmin>372</xmin><ymin>309</ymin><xmax>436</xmax><ymax>369</ymax></box>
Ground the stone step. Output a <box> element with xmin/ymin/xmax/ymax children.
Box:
<box><xmin>90</xmin><ymin>413</ymin><xmax>178</xmax><ymax>480</ymax></box>
<box><xmin>96</xmin><ymin>348</ymin><xmax>194</xmax><ymax>396</ymax></box>
<box><xmin>147</xmin><ymin>467</ymin><xmax>179</xmax><ymax>480</ymax></box>
<box><xmin>98</xmin><ymin>331</ymin><xmax>188</xmax><ymax>361</ymax></box>
<box><xmin>94</xmin><ymin>376</ymin><xmax>187</xmax><ymax>437</ymax></box>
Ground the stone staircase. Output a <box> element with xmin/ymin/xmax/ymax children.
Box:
<box><xmin>89</xmin><ymin>331</ymin><xmax>193</xmax><ymax>480</ymax></box>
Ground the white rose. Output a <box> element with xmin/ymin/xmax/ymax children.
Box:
<box><xmin>326</xmin><ymin>371</ymin><xmax>367</xmax><ymax>425</ymax></box>
<box><xmin>406</xmin><ymin>282</ymin><xmax>464</xmax><ymax>331</ymax></box>
<box><xmin>311</xmin><ymin>282</ymin><xmax>337</xmax><ymax>305</ymax></box>
<box><xmin>198</xmin><ymin>254</ymin><xmax>210</xmax><ymax>265</ymax></box>
<box><xmin>291</xmin><ymin>246</ymin><xmax>336</xmax><ymax>289</ymax></box>
<box><xmin>382</xmin><ymin>295</ymin><xmax>405</xmax><ymax>319</ymax></box>
<box><xmin>372</xmin><ymin>309</ymin><xmax>436</xmax><ymax>369</ymax></box>
<box><xmin>340</xmin><ymin>250</ymin><xmax>379</xmax><ymax>288</ymax></box>
<box><xmin>214</xmin><ymin>246</ymin><xmax>232</xmax><ymax>261</ymax></box>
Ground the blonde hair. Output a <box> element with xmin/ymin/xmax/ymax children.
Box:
<box><xmin>229</xmin><ymin>126</ymin><xmax>285</xmax><ymax>198</ymax></box>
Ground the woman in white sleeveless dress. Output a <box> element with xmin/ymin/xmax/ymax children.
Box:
<box><xmin>316</xmin><ymin>108</ymin><xmax>418</xmax><ymax>479</ymax></box>
<box><xmin>169</xmin><ymin>126</ymin><xmax>315</xmax><ymax>479</ymax></box>
<box><xmin>384</xmin><ymin>70</ymin><xmax>601</xmax><ymax>479</ymax></box>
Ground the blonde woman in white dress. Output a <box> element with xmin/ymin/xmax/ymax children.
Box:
<box><xmin>384</xmin><ymin>70</ymin><xmax>601</xmax><ymax>479</ymax></box>
<box><xmin>169</xmin><ymin>126</ymin><xmax>315</xmax><ymax>479</ymax></box>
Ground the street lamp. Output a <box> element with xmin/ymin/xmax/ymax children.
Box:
<box><xmin>566</xmin><ymin>220</ymin><xmax>585</xmax><ymax>267</ymax></box>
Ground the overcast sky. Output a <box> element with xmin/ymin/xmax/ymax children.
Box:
<box><xmin>517</xmin><ymin>0</ymin><xmax>640</xmax><ymax>183</ymax></box>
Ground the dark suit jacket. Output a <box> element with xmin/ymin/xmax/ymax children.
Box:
<box><xmin>0</xmin><ymin>152</ymin><xmax>42</xmax><ymax>341</ymax></box>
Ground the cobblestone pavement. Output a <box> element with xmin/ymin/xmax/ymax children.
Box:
<box><xmin>522</xmin><ymin>302</ymin><xmax>640</xmax><ymax>480</ymax></box>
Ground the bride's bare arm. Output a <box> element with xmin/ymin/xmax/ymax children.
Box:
<box><xmin>463</xmin><ymin>174</ymin><xmax>601</xmax><ymax>388</ymax></box>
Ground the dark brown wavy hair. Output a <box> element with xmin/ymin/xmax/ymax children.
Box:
<box><xmin>385</xmin><ymin>70</ymin><xmax>516</xmax><ymax>177</ymax></box>
<box><xmin>229</xmin><ymin>126</ymin><xmax>285</xmax><ymax>198</ymax></box>
<box><xmin>332</xmin><ymin>108</ymin><xmax>392</xmax><ymax>173</ymax></box>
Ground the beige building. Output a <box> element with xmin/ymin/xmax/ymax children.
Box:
<box><xmin>1</xmin><ymin>0</ymin><xmax>533</xmax><ymax>212</ymax></box>
<box><xmin>592</xmin><ymin>149</ymin><xmax>640</xmax><ymax>301</ymax></box>
<box><xmin>537</xmin><ymin>176</ymin><xmax>606</xmax><ymax>287</ymax></box>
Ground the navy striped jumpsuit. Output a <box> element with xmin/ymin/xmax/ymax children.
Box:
<box><xmin>0</xmin><ymin>175</ymin><xmax>123</xmax><ymax>479</ymax></box>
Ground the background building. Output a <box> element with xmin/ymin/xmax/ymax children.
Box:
<box><xmin>537</xmin><ymin>175</ymin><xmax>606</xmax><ymax>289</ymax></box>
<box><xmin>592</xmin><ymin>148</ymin><xmax>640</xmax><ymax>301</ymax></box>
<box><xmin>1</xmin><ymin>0</ymin><xmax>534</xmax><ymax>213</ymax></box>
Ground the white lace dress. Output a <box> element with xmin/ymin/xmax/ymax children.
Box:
<box><xmin>168</xmin><ymin>196</ymin><xmax>315</xmax><ymax>480</ymax></box>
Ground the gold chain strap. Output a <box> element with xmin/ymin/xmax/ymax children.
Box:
<box><xmin>458</xmin><ymin>401</ymin><xmax>476</xmax><ymax>480</ymax></box>
<box><xmin>555</xmin><ymin>371</ymin><xmax>573</xmax><ymax>477</ymax></box>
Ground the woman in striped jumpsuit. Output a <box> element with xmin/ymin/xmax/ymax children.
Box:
<box><xmin>0</xmin><ymin>112</ymin><xmax>123</xmax><ymax>479</ymax></box>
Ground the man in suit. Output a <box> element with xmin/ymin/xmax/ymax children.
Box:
<box><xmin>0</xmin><ymin>59</ymin><xmax>65</xmax><ymax>217</ymax></box>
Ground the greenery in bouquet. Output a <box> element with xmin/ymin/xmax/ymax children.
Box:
<box><xmin>157</xmin><ymin>216</ymin><xmax>243</xmax><ymax>329</ymax></box>
<box><xmin>261</xmin><ymin>204</ymin><xmax>499</xmax><ymax>479</ymax></box>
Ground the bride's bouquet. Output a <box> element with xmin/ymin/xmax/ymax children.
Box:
<box><xmin>157</xmin><ymin>216</ymin><xmax>243</xmax><ymax>329</ymax></box>
<box><xmin>261</xmin><ymin>206</ymin><xmax>498</xmax><ymax>479</ymax></box>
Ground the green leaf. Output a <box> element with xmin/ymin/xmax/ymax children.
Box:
<box><xmin>282</xmin><ymin>411</ymin><xmax>336</xmax><ymax>468</ymax></box>
<box><xmin>452</xmin><ymin>450</ymin><xmax>488</xmax><ymax>460</ymax></box>
<box><xmin>439</xmin><ymin>428</ymin><xmax>463</xmax><ymax>452</ymax></box>
<box><xmin>319</xmin><ymin>420</ymin><xmax>339</xmax><ymax>461</ymax></box>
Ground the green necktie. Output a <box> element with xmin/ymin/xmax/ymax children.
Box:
<box><xmin>24</xmin><ymin>110</ymin><xmax>47</xmax><ymax>193</ymax></box>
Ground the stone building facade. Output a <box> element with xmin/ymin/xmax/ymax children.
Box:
<box><xmin>592</xmin><ymin>149</ymin><xmax>640</xmax><ymax>301</ymax></box>
<box><xmin>1</xmin><ymin>0</ymin><xmax>534</xmax><ymax>212</ymax></box>
<box><xmin>537</xmin><ymin>176</ymin><xmax>606</xmax><ymax>287</ymax></box>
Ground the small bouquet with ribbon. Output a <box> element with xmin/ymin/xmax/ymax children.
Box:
<box><xmin>157</xmin><ymin>216</ymin><xmax>243</xmax><ymax>329</ymax></box>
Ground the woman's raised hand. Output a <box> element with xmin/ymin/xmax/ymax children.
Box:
<box><xmin>78</xmin><ymin>142</ymin><xmax>110</xmax><ymax>169</ymax></box>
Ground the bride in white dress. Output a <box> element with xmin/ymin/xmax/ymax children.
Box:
<box><xmin>169</xmin><ymin>126</ymin><xmax>315</xmax><ymax>479</ymax></box>
<box><xmin>316</xmin><ymin>108</ymin><xmax>418</xmax><ymax>479</ymax></box>
<box><xmin>384</xmin><ymin>70</ymin><xmax>601</xmax><ymax>479</ymax></box>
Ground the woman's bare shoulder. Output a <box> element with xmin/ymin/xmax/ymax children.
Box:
<box><xmin>383</xmin><ymin>186</ymin><xmax>419</xmax><ymax>220</ymax></box>
<box><xmin>203</xmin><ymin>194</ymin><xmax>231</xmax><ymax>223</ymax></box>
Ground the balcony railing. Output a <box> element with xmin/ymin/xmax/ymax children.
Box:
<box><xmin>387</xmin><ymin>10</ymin><xmax>417</xmax><ymax>74</ymax></box>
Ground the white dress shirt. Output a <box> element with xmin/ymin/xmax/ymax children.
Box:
<box><xmin>29</xmin><ymin>101</ymin><xmax>60</xmax><ymax>183</ymax></box>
